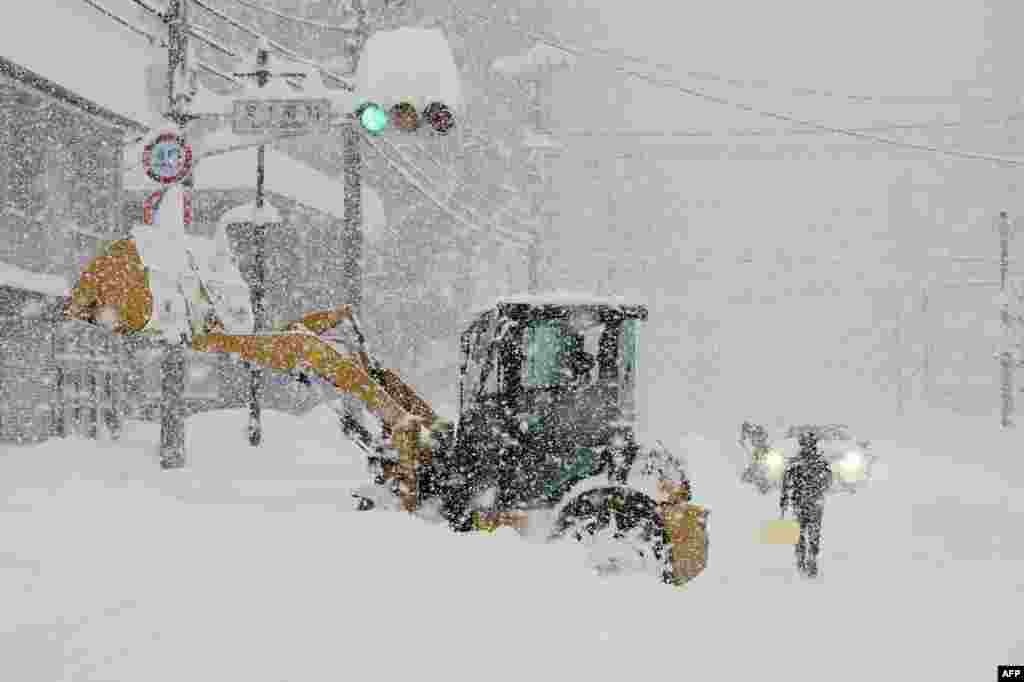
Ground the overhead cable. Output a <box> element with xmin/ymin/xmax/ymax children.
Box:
<box><xmin>129</xmin><ymin>0</ymin><xmax>165</xmax><ymax>17</ymax></box>
<box><xmin>378</xmin><ymin>136</ymin><xmax>520</xmax><ymax>237</ymax></box>
<box><xmin>459</xmin><ymin>6</ymin><xmax>999</xmax><ymax>107</ymax></box>
<box><xmin>196</xmin><ymin>59</ymin><xmax>242</xmax><ymax>86</ymax></box>
<box><xmin>480</xmin><ymin>25</ymin><xmax>1024</xmax><ymax>167</ymax></box>
<box><xmin>188</xmin><ymin>24</ymin><xmax>241</xmax><ymax>58</ymax></box>
<box><xmin>561</xmin><ymin>113</ymin><xmax>1024</xmax><ymax>141</ymax></box>
<box><xmin>225</xmin><ymin>0</ymin><xmax>361</xmax><ymax>32</ymax></box>
<box><xmin>364</xmin><ymin>133</ymin><xmax>532</xmax><ymax>247</ymax></box>
<box><xmin>81</xmin><ymin>0</ymin><xmax>163</xmax><ymax>46</ymax></box>
<box><xmin>190</xmin><ymin>0</ymin><xmax>355</xmax><ymax>90</ymax></box>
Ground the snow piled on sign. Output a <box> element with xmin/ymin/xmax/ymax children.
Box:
<box><xmin>125</xmin><ymin>129</ymin><xmax>384</xmax><ymax>233</ymax></box>
<box><xmin>354</xmin><ymin>27</ymin><xmax>462</xmax><ymax>113</ymax></box>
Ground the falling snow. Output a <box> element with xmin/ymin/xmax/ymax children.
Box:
<box><xmin>1</xmin><ymin>1</ymin><xmax>1024</xmax><ymax>681</ymax></box>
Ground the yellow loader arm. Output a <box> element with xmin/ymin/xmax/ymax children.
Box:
<box><xmin>192</xmin><ymin>329</ymin><xmax>435</xmax><ymax>512</ymax></box>
<box><xmin>65</xmin><ymin>240</ymin><xmax>438</xmax><ymax>511</ymax></box>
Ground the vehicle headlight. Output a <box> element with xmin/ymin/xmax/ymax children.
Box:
<box><xmin>761</xmin><ymin>449</ymin><xmax>785</xmax><ymax>481</ymax></box>
<box><xmin>836</xmin><ymin>450</ymin><xmax>866</xmax><ymax>482</ymax></box>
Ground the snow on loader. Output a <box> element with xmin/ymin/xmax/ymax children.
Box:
<box><xmin>344</xmin><ymin>296</ymin><xmax>709</xmax><ymax>585</ymax></box>
<box><xmin>65</xmin><ymin>238</ymin><xmax>707</xmax><ymax>585</ymax></box>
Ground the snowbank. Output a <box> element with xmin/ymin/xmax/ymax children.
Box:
<box><xmin>1</xmin><ymin>402</ymin><xmax>1021</xmax><ymax>681</ymax></box>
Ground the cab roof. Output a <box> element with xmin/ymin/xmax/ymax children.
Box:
<box><xmin>473</xmin><ymin>292</ymin><xmax>649</xmax><ymax>321</ymax></box>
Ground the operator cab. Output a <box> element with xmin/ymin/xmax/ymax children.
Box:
<box><xmin>458</xmin><ymin>296</ymin><xmax>647</xmax><ymax>425</ymax></box>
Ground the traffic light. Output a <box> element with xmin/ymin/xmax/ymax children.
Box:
<box><xmin>356</xmin><ymin>102</ymin><xmax>390</xmax><ymax>135</ymax></box>
<box><xmin>389</xmin><ymin>101</ymin><xmax>420</xmax><ymax>132</ymax></box>
<box><xmin>423</xmin><ymin>101</ymin><xmax>455</xmax><ymax>135</ymax></box>
<box><xmin>354</xmin><ymin>100</ymin><xmax>456</xmax><ymax>136</ymax></box>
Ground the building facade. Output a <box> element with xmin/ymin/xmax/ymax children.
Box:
<box><xmin>0</xmin><ymin>55</ymin><xmax>147</xmax><ymax>442</ymax></box>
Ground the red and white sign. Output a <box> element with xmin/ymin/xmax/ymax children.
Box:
<box><xmin>143</xmin><ymin>188</ymin><xmax>192</xmax><ymax>226</ymax></box>
<box><xmin>142</xmin><ymin>130</ymin><xmax>193</xmax><ymax>185</ymax></box>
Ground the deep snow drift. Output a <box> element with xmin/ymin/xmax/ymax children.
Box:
<box><xmin>2</xmin><ymin>401</ymin><xmax>1021</xmax><ymax>681</ymax></box>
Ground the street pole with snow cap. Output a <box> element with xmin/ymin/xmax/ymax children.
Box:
<box><xmin>157</xmin><ymin>0</ymin><xmax>195</xmax><ymax>469</ymax></box>
<box><xmin>231</xmin><ymin>41</ymin><xmax>311</xmax><ymax>446</ymax></box>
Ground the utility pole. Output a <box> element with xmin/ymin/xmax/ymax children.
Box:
<box><xmin>159</xmin><ymin>0</ymin><xmax>191</xmax><ymax>469</ymax></box>
<box><xmin>242</xmin><ymin>44</ymin><xmax>271</xmax><ymax>447</ymax></box>
<box><xmin>937</xmin><ymin>211</ymin><xmax>1024</xmax><ymax>427</ymax></box>
<box><xmin>998</xmin><ymin>211</ymin><xmax>1014</xmax><ymax>428</ymax></box>
<box><xmin>342</xmin><ymin>114</ymin><xmax>363</xmax><ymax>311</ymax></box>
<box><xmin>921</xmin><ymin>286</ymin><xmax>932</xmax><ymax>403</ymax></box>
<box><xmin>342</xmin><ymin>0</ymin><xmax>365</xmax><ymax>312</ymax></box>
<box><xmin>231</xmin><ymin>42</ymin><xmax>308</xmax><ymax>447</ymax></box>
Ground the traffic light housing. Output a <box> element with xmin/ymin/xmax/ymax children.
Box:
<box><xmin>354</xmin><ymin>100</ymin><xmax>456</xmax><ymax>136</ymax></box>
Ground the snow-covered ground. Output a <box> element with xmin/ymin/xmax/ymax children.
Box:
<box><xmin>2</xmin><ymin>398</ymin><xmax>1021</xmax><ymax>681</ymax></box>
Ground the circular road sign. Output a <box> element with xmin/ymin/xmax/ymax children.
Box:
<box><xmin>143</xmin><ymin>131</ymin><xmax>193</xmax><ymax>185</ymax></box>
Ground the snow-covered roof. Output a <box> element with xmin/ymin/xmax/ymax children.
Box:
<box><xmin>354</xmin><ymin>27</ymin><xmax>462</xmax><ymax>113</ymax></box>
<box><xmin>477</xmin><ymin>291</ymin><xmax>648</xmax><ymax>314</ymax></box>
<box><xmin>124</xmin><ymin>132</ymin><xmax>385</xmax><ymax>227</ymax></box>
<box><xmin>0</xmin><ymin>0</ymin><xmax>157</xmax><ymax>126</ymax></box>
<box><xmin>0</xmin><ymin>261</ymin><xmax>69</xmax><ymax>297</ymax></box>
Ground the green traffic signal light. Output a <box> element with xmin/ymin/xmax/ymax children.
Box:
<box><xmin>358</xmin><ymin>103</ymin><xmax>389</xmax><ymax>135</ymax></box>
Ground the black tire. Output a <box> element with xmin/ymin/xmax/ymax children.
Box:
<box><xmin>550</xmin><ymin>487</ymin><xmax>670</xmax><ymax>579</ymax></box>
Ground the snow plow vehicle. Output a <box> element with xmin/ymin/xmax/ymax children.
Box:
<box><xmin>342</xmin><ymin>295</ymin><xmax>709</xmax><ymax>585</ymax></box>
<box><xmin>63</xmin><ymin>232</ymin><xmax>706</xmax><ymax>585</ymax></box>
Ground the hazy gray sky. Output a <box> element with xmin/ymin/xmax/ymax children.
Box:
<box><xmin>550</xmin><ymin>0</ymin><xmax>996</xmax><ymax>131</ymax></box>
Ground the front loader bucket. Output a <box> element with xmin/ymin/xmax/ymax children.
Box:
<box><xmin>662</xmin><ymin>503</ymin><xmax>710</xmax><ymax>584</ymax></box>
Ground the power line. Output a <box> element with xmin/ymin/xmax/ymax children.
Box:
<box><xmin>178</xmin><ymin>7</ymin><xmax>528</xmax><ymax>234</ymax></box>
<box><xmin>196</xmin><ymin>59</ymin><xmax>241</xmax><ymax>86</ymax></box>
<box><xmin>120</xmin><ymin>120</ymin><xmax>530</xmax><ymax>247</ymax></box>
<box><xmin>478</xmin><ymin>23</ymin><xmax>1024</xmax><ymax>167</ymax></box>
<box><xmin>470</xmin><ymin>5</ymin><xmax>1024</xmax><ymax>143</ymax></box>
<box><xmin>462</xmin><ymin>8</ymin><xmax>1024</xmax><ymax>162</ymax></box>
<box><xmin>80</xmin><ymin>0</ymin><xmax>163</xmax><ymax>46</ymax></box>
<box><xmin>225</xmin><ymin>0</ymin><xmax>361</xmax><ymax>32</ymax></box>
<box><xmin>188</xmin><ymin>24</ymin><xmax>241</xmax><ymax>58</ymax></box>
<box><xmin>459</xmin><ymin>6</ymin><xmax>1000</xmax><ymax>108</ymax></box>
<box><xmin>562</xmin><ymin>114</ymin><xmax>1024</xmax><ymax>141</ymax></box>
<box><xmin>396</xmin><ymin>137</ymin><xmax>531</xmax><ymax>223</ymax></box>
<box><xmin>190</xmin><ymin>0</ymin><xmax>355</xmax><ymax>91</ymax></box>
<box><xmin>615</xmin><ymin>69</ymin><xmax>1024</xmax><ymax>165</ymax></box>
<box><xmin>129</xmin><ymin>0</ymin><xmax>165</xmax><ymax>17</ymax></box>
<box><xmin>379</xmin><ymin>136</ymin><xmax>525</xmax><ymax>239</ymax></box>
<box><xmin>364</xmin><ymin>132</ymin><xmax>531</xmax><ymax>248</ymax></box>
<box><xmin>85</xmin><ymin>0</ymin><xmax>529</xmax><ymax>242</ymax></box>
<box><xmin>371</xmin><ymin>135</ymin><xmax>503</xmax><ymax>239</ymax></box>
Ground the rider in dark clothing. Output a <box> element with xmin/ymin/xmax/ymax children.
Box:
<box><xmin>780</xmin><ymin>430</ymin><xmax>833</xmax><ymax>578</ymax></box>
